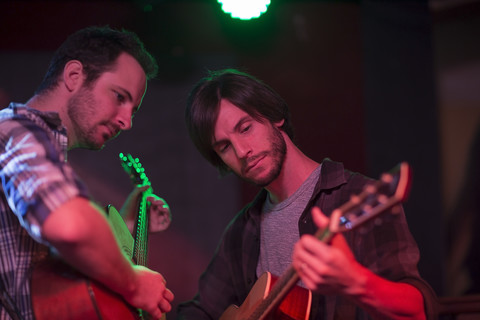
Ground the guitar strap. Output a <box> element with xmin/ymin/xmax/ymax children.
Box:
<box><xmin>0</xmin><ymin>280</ymin><xmax>23</xmax><ymax>320</ymax></box>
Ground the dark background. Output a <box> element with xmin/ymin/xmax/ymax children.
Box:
<box><xmin>1</xmin><ymin>0</ymin><xmax>479</xmax><ymax>318</ymax></box>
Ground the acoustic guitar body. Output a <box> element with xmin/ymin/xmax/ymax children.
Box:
<box><xmin>31</xmin><ymin>258</ymin><xmax>141</xmax><ymax>320</ymax></box>
<box><xmin>220</xmin><ymin>272</ymin><xmax>312</xmax><ymax>320</ymax></box>
<box><xmin>31</xmin><ymin>207</ymin><xmax>159</xmax><ymax>320</ymax></box>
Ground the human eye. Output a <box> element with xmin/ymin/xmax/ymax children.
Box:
<box><xmin>216</xmin><ymin>142</ymin><xmax>230</xmax><ymax>154</ymax></box>
<box><xmin>114</xmin><ymin>91</ymin><xmax>126</xmax><ymax>103</ymax></box>
<box><xmin>240</xmin><ymin>123</ymin><xmax>251</xmax><ymax>134</ymax></box>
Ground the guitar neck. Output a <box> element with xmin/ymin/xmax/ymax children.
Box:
<box><xmin>132</xmin><ymin>189</ymin><xmax>151</xmax><ymax>266</ymax></box>
<box><xmin>119</xmin><ymin>153</ymin><xmax>153</xmax><ymax>267</ymax></box>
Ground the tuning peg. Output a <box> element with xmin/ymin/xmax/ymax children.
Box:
<box><xmin>380</xmin><ymin>172</ymin><xmax>393</xmax><ymax>183</ymax></box>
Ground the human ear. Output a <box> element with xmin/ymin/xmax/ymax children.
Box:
<box><xmin>63</xmin><ymin>60</ymin><xmax>84</xmax><ymax>92</ymax></box>
<box><xmin>274</xmin><ymin>119</ymin><xmax>285</xmax><ymax>128</ymax></box>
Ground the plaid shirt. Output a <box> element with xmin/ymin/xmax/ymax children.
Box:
<box><xmin>177</xmin><ymin>159</ymin><xmax>436</xmax><ymax>319</ymax></box>
<box><xmin>0</xmin><ymin>103</ymin><xmax>88</xmax><ymax>320</ymax></box>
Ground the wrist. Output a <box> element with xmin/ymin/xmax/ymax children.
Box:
<box><xmin>114</xmin><ymin>263</ymin><xmax>139</xmax><ymax>301</ymax></box>
<box><xmin>344</xmin><ymin>262</ymin><xmax>369</xmax><ymax>298</ymax></box>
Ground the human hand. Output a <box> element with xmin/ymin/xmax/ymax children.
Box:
<box><xmin>124</xmin><ymin>265</ymin><xmax>174</xmax><ymax>319</ymax></box>
<box><xmin>292</xmin><ymin>207</ymin><xmax>364</xmax><ymax>296</ymax></box>
<box><xmin>147</xmin><ymin>194</ymin><xmax>171</xmax><ymax>232</ymax></box>
<box><xmin>120</xmin><ymin>184</ymin><xmax>150</xmax><ymax>222</ymax></box>
<box><xmin>120</xmin><ymin>185</ymin><xmax>172</xmax><ymax>233</ymax></box>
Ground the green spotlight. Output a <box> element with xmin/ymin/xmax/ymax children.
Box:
<box><xmin>218</xmin><ymin>0</ymin><xmax>271</xmax><ymax>20</ymax></box>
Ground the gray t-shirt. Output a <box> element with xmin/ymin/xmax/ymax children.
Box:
<box><xmin>256</xmin><ymin>164</ymin><xmax>322</xmax><ymax>281</ymax></box>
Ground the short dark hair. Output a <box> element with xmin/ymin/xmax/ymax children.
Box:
<box><xmin>35</xmin><ymin>26</ymin><xmax>158</xmax><ymax>94</ymax></box>
<box><xmin>185</xmin><ymin>69</ymin><xmax>293</xmax><ymax>174</ymax></box>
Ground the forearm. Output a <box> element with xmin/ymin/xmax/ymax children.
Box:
<box><xmin>349</xmin><ymin>266</ymin><xmax>426</xmax><ymax>320</ymax></box>
<box><xmin>42</xmin><ymin>197</ymin><xmax>137</xmax><ymax>298</ymax></box>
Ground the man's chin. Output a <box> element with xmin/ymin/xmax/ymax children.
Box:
<box><xmin>83</xmin><ymin>144</ymin><xmax>104</xmax><ymax>151</ymax></box>
<box><xmin>246</xmin><ymin>165</ymin><xmax>282</xmax><ymax>188</ymax></box>
<box><xmin>93</xmin><ymin>144</ymin><xmax>105</xmax><ymax>151</ymax></box>
<box><xmin>246</xmin><ymin>173</ymin><xmax>276</xmax><ymax>188</ymax></box>
<box><xmin>81</xmin><ymin>139</ymin><xmax>105</xmax><ymax>151</ymax></box>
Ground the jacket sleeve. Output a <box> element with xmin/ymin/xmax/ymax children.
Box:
<box><xmin>176</xmin><ymin>218</ymin><xmax>247</xmax><ymax>319</ymax></box>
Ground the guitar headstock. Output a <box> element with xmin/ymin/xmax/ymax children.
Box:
<box><xmin>334</xmin><ymin>162</ymin><xmax>412</xmax><ymax>234</ymax></box>
<box><xmin>119</xmin><ymin>153</ymin><xmax>151</xmax><ymax>187</ymax></box>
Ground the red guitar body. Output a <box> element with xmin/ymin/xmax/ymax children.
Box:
<box><xmin>220</xmin><ymin>272</ymin><xmax>312</xmax><ymax>320</ymax></box>
<box><xmin>31</xmin><ymin>258</ymin><xmax>142</xmax><ymax>320</ymax></box>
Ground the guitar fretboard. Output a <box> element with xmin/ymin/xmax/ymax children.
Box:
<box><xmin>119</xmin><ymin>153</ymin><xmax>152</xmax><ymax>267</ymax></box>
<box><xmin>133</xmin><ymin>192</ymin><xmax>149</xmax><ymax>266</ymax></box>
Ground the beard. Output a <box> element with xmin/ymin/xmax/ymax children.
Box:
<box><xmin>66</xmin><ymin>87</ymin><xmax>110</xmax><ymax>150</ymax></box>
<box><xmin>243</xmin><ymin>127</ymin><xmax>286</xmax><ymax>187</ymax></box>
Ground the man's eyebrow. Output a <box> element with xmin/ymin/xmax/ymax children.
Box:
<box><xmin>116</xmin><ymin>86</ymin><xmax>142</xmax><ymax>114</ymax></box>
<box><xmin>212</xmin><ymin>116</ymin><xmax>251</xmax><ymax>148</ymax></box>
<box><xmin>212</xmin><ymin>139</ymin><xmax>225</xmax><ymax>149</ymax></box>
<box><xmin>117</xmin><ymin>86</ymin><xmax>133</xmax><ymax>102</ymax></box>
<box><xmin>233</xmin><ymin>116</ymin><xmax>251</xmax><ymax>132</ymax></box>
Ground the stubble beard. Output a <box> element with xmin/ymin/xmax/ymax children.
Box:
<box><xmin>246</xmin><ymin>127</ymin><xmax>286</xmax><ymax>188</ymax></box>
<box><xmin>66</xmin><ymin>87</ymin><xmax>104</xmax><ymax>150</ymax></box>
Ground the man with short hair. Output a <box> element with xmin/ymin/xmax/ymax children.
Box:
<box><xmin>0</xmin><ymin>26</ymin><xmax>174</xmax><ymax>320</ymax></box>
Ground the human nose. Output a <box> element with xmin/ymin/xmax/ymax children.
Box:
<box><xmin>233</xmin><ymin>139</ymin><xmax>251</xmax><ymax>159</ymax></box>
<box><xmin>116</xmin><ymin>109</ymin><xmax>133</xmax><ymax>131</ymax></box>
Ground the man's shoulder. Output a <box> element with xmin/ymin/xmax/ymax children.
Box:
<box><xmin>223</xmin><ymin>189</ymin><xmax>267</xmax><ymax>234</ymax></box>
<box><xmin>0</xmin><ymin>103</ymin><xmax>40</xmax><ymax>127</ymax></box>
<box><xmin>317</xmin><ymin>158</ymin><xmax>374</xmax><ymax>197</ymax></box>
<box><xmin>321</xmin><ymin>158</ymin><xmax>372</xmax><ymax>179</ymax></box>
<box><xmin>0</xmin><ymin>104</ymin><xmax>35</xmax><ymax>138</ymax></box>
<box><xmin>0</xmin><ymin>102</ymin><xmax>23</xmax><ymax>120</ymax></box>
<box><xmin>0</xmin><ymin>103</ymin><xmax>66</xmax><ymax>148</ymax></box>
<box><xmin>0</xmin><ymin>103</ymin><xmax>63</xmax><ymax>128</ymax></box>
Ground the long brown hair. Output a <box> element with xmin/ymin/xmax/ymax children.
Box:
<box><xmin>185</xmin><ymin>69</ymin><xmax>294</xmax><ymax>175</ymax></box>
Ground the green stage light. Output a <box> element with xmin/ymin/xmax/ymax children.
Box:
<box><xmin>218</xmin><ymin>0</ymin><xmax>271</xmax><ymax>20</ymax></box>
